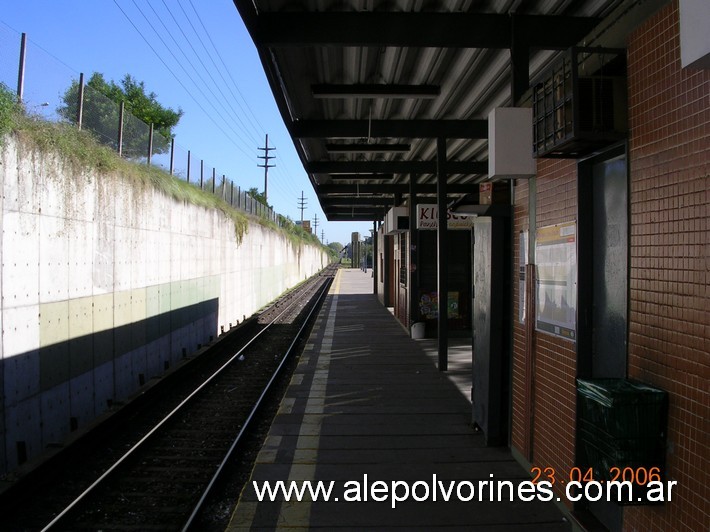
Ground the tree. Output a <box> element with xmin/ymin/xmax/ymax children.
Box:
<box><xmin>57</xmin><ymin>73</ymin><xmax>182</xmax><ymax>159</ymax></box>
<box><xmin>247</xmin><ymin>187</ymin><xmax>269</xmax><ymax>207</ymax></box>
<box><xmin>327</xmin><ymin>242</ymin><xmax>344</xmax><ymax>254</ymax></box>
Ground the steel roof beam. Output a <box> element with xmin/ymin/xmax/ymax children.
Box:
<box><xmin>307</xmin><ymin>160</ymin><xmax>487</xmax><ymax>175</ymax></box>
<box><xmin>317</xmin><ymin>183</ymin><xmax>475</xmax><ymax>194</ymax></box>
<box><xmin>312</xmin><ymin>84</ymin><xmax>441</xmax><ymax>99</ymax></box>
<box><xmin>291</xmin><ymin>119</ymin><xmax>487</xmax><ymax>139</ymax></box>
<box><xmin>320</xmin><ymin>197</ymin><xmax>396</xmax><ymax>206</ymax></box>
<box><xmin>254</xmin><ymin>13</ymin><xmax>600</xmax><ymax>50</ymax></box>
<box><xmin>325</xmin><ymin>214</ymin><xmax>383</xmax><ymax>221</ymax></box>
<box><xmin>326</xmin><ymin>173</ymin><xmax>395</xmax><ymax>180</ymax></box>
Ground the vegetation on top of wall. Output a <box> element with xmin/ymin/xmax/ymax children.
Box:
<box><xmin>269</xmin><ymin>214</ymin><xmax>337</xmax><ymax>258</ymax></box>
<box><xmin>0</xmin><ymin>83</ymin><xmax>21</xmax><ymax>142</ymax></box>
<box><xmin>0</xmin><ymin>85</ymin><xmax>327</xmax><ymax>251</ymax></box>
<box><xmin>8</xmin><ymin>112</ymin><xmax>250</xmax><ymax>242</ymax></box>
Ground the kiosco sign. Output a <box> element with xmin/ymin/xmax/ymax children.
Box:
<box><xmin>416</xmin><ymin>204</ymin><xmax>475</xmax><ymax>230</ymax></box>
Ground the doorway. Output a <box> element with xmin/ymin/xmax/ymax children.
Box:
<box><xmin>577</xmin><ymin>145</ymin><xmax>629</xmax><ymax>530</ymax></box>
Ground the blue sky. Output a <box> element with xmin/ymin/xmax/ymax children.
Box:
<box><xmin>0</xmin><ymin>0</ymin><xmax>370</xmax><ymax>246</ymax></box>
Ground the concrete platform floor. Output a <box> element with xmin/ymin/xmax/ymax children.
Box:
<box><xmin>227</xmin><ymin>268</ymin><xmax>571</xmax><ymax>531</ymax></box>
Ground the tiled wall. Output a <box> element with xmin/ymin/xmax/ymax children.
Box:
<box><xmin>511</xmin><ymin>1</ymin><xmax>709</xmax><ymax>528</ymax></box>
<box><xmin>511</xmin><ymin>179</ymin><xmax>529</xmax><ymax>457</ymax></box>
<box><xmin>625</xmin><ymin>2</ymin><xmax>709</xmax><ymax>530</ymax></box>
<box><xmin>520</xmin><ymin>160</ymin><xmax>579</xmax><ymax>507</ymax></box>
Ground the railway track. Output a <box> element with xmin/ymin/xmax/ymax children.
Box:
<box><xmin>0</xmin><ymin>264</ymin><xmax>337</xmax><ymax>531</ymax></box>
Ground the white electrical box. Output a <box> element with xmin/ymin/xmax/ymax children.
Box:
<box><xmin>680</xmin><ymin>0</ymin><xmax>710</xmax><ymax>69</ymax></box>
<box><xmin>488</xmin><ymin>107</ymin><xmax>536</xmax><ymax>179</ymax></box>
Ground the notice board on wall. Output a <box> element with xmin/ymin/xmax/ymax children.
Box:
<box><xmin>535</xmin><ymin>222</ymin><xmax>577</xmax><ymax>340</ymax></box>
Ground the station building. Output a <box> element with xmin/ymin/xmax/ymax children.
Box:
<box><xmin>236</xmin><ymin>0</ymin><xmax>708</xmax><ymax>530</ymax></box>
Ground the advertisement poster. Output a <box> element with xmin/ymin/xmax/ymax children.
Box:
<box><xmin>535</xmin><ymin>222</ymin><xmax>576</xmax><ymax>340</ymax></box>
<box><xmin>419</xmin><ymin>292</ymin><xmax>459</xmax><ymax>320</ymax></box>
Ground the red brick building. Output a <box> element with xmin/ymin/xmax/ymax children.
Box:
<box><xmin>511</xmin><ymin>3</ymin><xmax>708</xmax><ymax>530</ymax></box>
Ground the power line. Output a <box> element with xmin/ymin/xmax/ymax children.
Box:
<box><xmin>185</xmin><ymin>0</ymin><xmax>266</xmax><ymax>138</ymax></box>
<box><xmin>165</xmin><ymin>0</ymin><xmax>262</xmax><ymax>145</ymax></box>
<box><xmin>128</xmin><ymin>0</ymin><xmax>256</xmax><ymax>159</ymax></box>
<box><xmin>113</xmin><ymin>0</ymin><xmax>307</xmax><ymax>219</ymax></box>
<box><xmin>111</xmin><ymin>1</ymin><xmax>244</xmax><ymax>154</ymax></box>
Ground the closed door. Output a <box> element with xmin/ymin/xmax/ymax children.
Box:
<box><xmin>591</xmin><ymin>154</ymin><xmax>628</xmax><ymax>378</ymax></box>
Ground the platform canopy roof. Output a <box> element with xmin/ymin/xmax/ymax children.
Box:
<box><xmin>233</xmin><ymin>0</ymin><xmax>625</xmax><ymax>222</ymax></box>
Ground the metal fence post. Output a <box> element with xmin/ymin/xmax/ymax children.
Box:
<box><xmin>187</xmin><ymin>150</ymin><xmax>191</xmax><ymax>183</ymax></box>
<box><xmin>147</xmin><ymin>123</ymin><xmax>154</xmax><ymax>166</ymax></box>
<box><xmin>118</xmin><ymin>101</ymin><xmax>125</xmax><ymax>156</ymax></box>
<box><xmin>169</xmin><ymin>138</ymin><xmax>175</xmax><ymax>175</ymax></box>
<box><xmin>17</xmin><ymin>33</ymin><xmax>27</xmax><ymax>101</ymax></box>
<box><xmin>77</xmin><ymin>72</ymin><xmax>84</xmax><ymax>130</ymax></box>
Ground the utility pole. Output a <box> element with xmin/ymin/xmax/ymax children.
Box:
<box><xmin>258</xmin><ymin>134</ymin><xmax>275</xmax><ymax>203</ymax></box>
<box><xmin>298</xmin><ymin>191</ymin><xmax>307</xmax><ymax>224</ymax></box>
<box><xmin>321</xmin><ymin>230</ymin><xmax>325</xmax><ymax>243</ymax></box>
<box><xmin>313</xmin><ymin>213</ymin><xmax>319</xmax><ymax>237</ymax></box>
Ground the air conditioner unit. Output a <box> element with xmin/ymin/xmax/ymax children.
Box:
<box><xmin>532</xmin><ymin>47</ymin><xmax>627</xmax><ymax>158</ymax></box>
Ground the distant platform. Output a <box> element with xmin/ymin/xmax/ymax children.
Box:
<box><xmin>227</xmin><ymin>268</ymin><xmax>570</xmax><ymax>531</ymax></box>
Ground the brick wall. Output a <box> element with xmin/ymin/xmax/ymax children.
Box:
<box><xmin>530</xmin><ymin>160</ymin><xmax>579</xmax><ymax>507</ymax></box>
<box><xmin>625</xmin><ymin>2</ymin><xmax>709</xmax><ymax>530</ymax></box>
<box><xmin>512</xmin><ymin>159</ymin><xmax>579</xmax><ymax>506</ymax></box>
<box><xmin>511</xmin><ymin>179</ymin><xmax>528</xmax><ymax>456</ymax></box>
<box><xmin>512</xmin><ymin>1</ymin><xmax>709</xmax><ymax>527</ymax></box>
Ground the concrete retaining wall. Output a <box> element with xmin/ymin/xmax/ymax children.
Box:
<box><xmin>0</xmin><ymin>137</ymin><xmax>328</xmax><ymax>474</ymax></box>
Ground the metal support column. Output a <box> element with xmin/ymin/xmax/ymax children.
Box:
<box><xmin>373</xmin><ymin>220</ymin><xmax>378</xmax><ymax>294</ymax></box>
<box><xmin>408</xmin><ymin>174</ymin><xmax>419</xmax><ymax>330</ymax></box>
<box><xmin>437</xmin><ymin>138</ymin><xmax>448</xmax><ymax>371</ymax></box>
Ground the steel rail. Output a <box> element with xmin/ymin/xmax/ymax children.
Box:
<box><xmin>41</xmin><ymin>267</ymin><xmax>336</xmax><ymax>531</ymax></box>
<box><xmin>182</xmin><ymin>274</ymin><xmax>333</xmax><ymax>530</ymax></box>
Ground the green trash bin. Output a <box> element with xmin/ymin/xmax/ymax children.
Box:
<box><xmin>577</xmin><ymin>378</ymin><xmax>668</xmax><ymax>439</ymax></box>
<box><xmin>577</xmin><ymin>378</ymin><xmax>668</xmax><ymax>504</ymax></box>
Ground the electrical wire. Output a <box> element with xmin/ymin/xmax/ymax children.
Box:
<box><xmin>155</xmin><ymin>0</ymin><xmax>259</xmax><ymax>146</ymax></box>
<box><xmin>176</xmin><ymin>0</ymin><xmax>264</xmax><ymax>143</ymax></box>
<box><xmin>123</xmin><ymin>0</ymin><xmax>255</xmax><ymax>160</ymax></box>
<box><xmin>185</xmin><ymin>0</ymin><xmax>266</xmax><ymax>139</ymax></box>
<box><xmin>112</xmin><ymin>0</ymin><xmax>311</xmax><ymax>219</ymax></box>
<box><xmin>112</xmin><ymin>0</ymin><xmax>256</xmax><ymax>163</ymax></box>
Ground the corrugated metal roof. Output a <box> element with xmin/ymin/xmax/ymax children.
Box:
<box><xmin>234</xmin><ymin>0</ymin><xmax>627</xmax><ymax>220</ymax></box>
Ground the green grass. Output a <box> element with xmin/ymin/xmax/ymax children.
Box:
<box><xmin>0</xmin><ymin>83</ymin><xmax>21</xmax><ymax>142</ymax></box>
<box><xmin>0</xmin><ymin>91</ymin><xmax>334</xmax><ymax>251</ymax></box>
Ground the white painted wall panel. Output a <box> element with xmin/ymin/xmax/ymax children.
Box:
<box><xmin>0</xmin><ymin>137</ymin><xmax>330</xmax><ymax>474</ymax></box>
